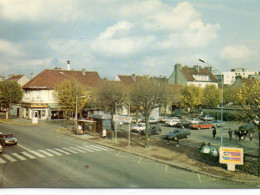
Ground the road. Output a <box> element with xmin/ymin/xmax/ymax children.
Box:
<box><xmin>0</xmin><ymin>122</ymin><xmax>259</xmax><ymax>188</ymax></box>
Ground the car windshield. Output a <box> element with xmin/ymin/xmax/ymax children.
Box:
<box><xmin>3</xmin><ymin>134</ymin><xmax>14</xmax><ymax>138</ymax></box>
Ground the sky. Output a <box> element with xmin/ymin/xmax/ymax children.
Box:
<box><xmin>0</xmin><ymin>0</ymin><xmax>259</xmax><ymax>79</ymax></box>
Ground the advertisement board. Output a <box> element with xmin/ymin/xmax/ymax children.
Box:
<box><xmin>113</xmin><ymin>115</ymin><xmax>132</xmax><ymax>123</ymax></box>
<box><xmin>219</xmin><ymin>147</ymin><xmax>243</xmax><ymax>165</ymax></box>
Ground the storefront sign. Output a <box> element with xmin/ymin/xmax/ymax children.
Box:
<box><xmin>113</xmin><ymin>115</ymin><xmax>132</xmax><ymax>123</ymax></box>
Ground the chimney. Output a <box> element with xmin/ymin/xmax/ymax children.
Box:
<box><xmin>132</xmin><ymin>74</ymin><xmax>136</xmax><ymax>81</ymax></box>
<box><xmin>67</xmin><ymin>60</ymin><xmax>70</xmax><ymax>70</ymax></box>
<box><xmin>31</xmin><ymin>73</ymin><xmax>34</xmax><ymax>80</ymax></box>
<box><xmin>174</xmin><ymin>63</ymin><xmax>181</xmax><ymax>84</ymax></box>
<box><xmin>82</xmin><ymin>68</ymin><xmax>86</xmax><ymax>75</ymax></box>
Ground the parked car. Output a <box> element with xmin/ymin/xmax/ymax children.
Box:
<box><xmin>163</xmin><ymin>129</ymin><xmax>191</xmax><ymax>141</ymax></box>
<box><xmin>238</xmin><ymin>124</ymin><xmax>258</xmax><ymax>132</ymax></box>
<box><xmin>211</xmin><ymin>120</ymin><xmax>225</xmax><ymax>127</ymax></box>
<box><xmin>148</xmin><ymin>117</ymin><xmax>158</xmax><ymax>124</ymax></box>
<box><xmin>189</xmin><ymin>122</ymin><xmax>214</xmax><ymax>130</ymax></box>
<box><xmin>176</xmin><ymin>121</ymin><xmax>192</xmax><ymax>128</ymax></box>
<box><xmin>188</xmin><ymin>118</ymin><xmax>202</xmax><ymax>124</ymax></box>
<box><xmin>131</xmin><ymin>123</ymin><xmax>146</xmax><ymax>133</ymax></box>
<box><xmin>165</xmin><ymin>119</ymin><xmax>180</xmax><ymax>126</ymax></box>
<box><xmin>131</xmin><ymin>117</ymin><xmax>141</xmax><ymax>123</ymax></box>
<box><xmin>200</xmin><ymin>115</ymin><xmax>215</xmax><ymax>121</ymax></box>
<box><xmin>0</xmin><ymin>132</ymin><xmax>18</xmax><ymax>145</ymax></box>
<box><xmin>140</xmin><ymin>126</ymin><xmax>162</xmax><ymax>135</ymax></box>
<box><xmin>159</xmin><ymin>116</ymin><xmax>170</xmax><ymax>123</ymax></box>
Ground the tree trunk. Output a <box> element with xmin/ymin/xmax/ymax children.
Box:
<box><xmin>258</xmin><ymin>131</ymin><xmax>260</xmax><ymax>177</ymax></box>
<box><xmin>144</xmin><ymin>114</ymin><xmax>149</xmax><ymax>148</ymax></box>
<box><xmin>5</xmin><ymin>108</ymin><xmax>9</xmax><ymax>120</ymax></box>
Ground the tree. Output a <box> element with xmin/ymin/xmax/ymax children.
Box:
<box><xmin>179</xmin><ymin>85</ymin><xmax>203</xmax><ymax>112</ymax></box>
<box><xmin>97</xmin><ymin>80</ymin><xmax>128</xmax><ymax>140</ymax></box>
<box><xmin>130</xmin><ymin>77</ymin><xmax>167</xmax><ymax>148</ymax></box>
<box><xmin>237</xmin><ymin>79</ymin><xmax>260</xmax><ymax>177</ymax></box>
<box><xmin>223</xmin><ymin>85</ymin><xmax>240</xmax><ymax>105</ymax></box>
<box><xmin>53</xmin><ymin>79</ymin><xmax>88</xmax><ymax>120</ymax></box>
<box><xmin>0</xmin><ymin>80</ymin><xmax>23</xmax><ymax>119</ymax></box>
<box><xmin>202</xmin><ymin>85</ymin><xmax>221</xmax><ymax>108</ymax></box>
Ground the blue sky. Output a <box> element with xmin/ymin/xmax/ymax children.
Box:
<box><xmin>0</xmin><ymin>0</ymin><xmax>259</xmax><ymax>79</ymax></box>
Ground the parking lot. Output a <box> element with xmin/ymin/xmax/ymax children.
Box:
<box><xmin>120</xmin><ymin>120</ymin><xmax>259</xmax><ymax>156</ymax></box>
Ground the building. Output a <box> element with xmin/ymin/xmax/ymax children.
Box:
<box><xmin>168</xmin><ymin>64</ymin><xmax>218</xmax><ymax>88</ymax></box>
<box><xmin>7</xmin><ymin>74</ymin><xmax>30</xmax><ymax>86</ymax></box>
<box><xmin>222</xmin><ymin>68</ymin><xmax>259</xmax><ymax>85</ymax></box>
<box><xmin>21</xmin><ymin>68</ymin><xmax>101</xmax><ymax>120</ymax></box>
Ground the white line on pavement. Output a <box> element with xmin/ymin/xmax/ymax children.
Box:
<box><xmin>20</xmin><ymin>152</ymin><xmax>36</xmax><ymax>159</ymax></box>
<box><xmin>38</xmin><ymin>150</ymin><xmax>54</xmax><ymax>157</ymax></box>
<box><xmin>12</xmin><ymin>153</ymin><xmax>26</xmax><ymax>160</ymax></box>
<box><xmin>2</xmin><ymin>154</ymin><xmax>17</xmax><ymax>162</ymax></box>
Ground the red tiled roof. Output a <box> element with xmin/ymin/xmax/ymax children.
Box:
<box><xmin>22</xmin><ymin>69</ymin><xmax>102</xmax><ymax>89</ymax></box>
<box><xmin>118</xmin><ymin>75</ymin><xmax>134</xmax><ymax>86</ymax></box>
<box><xmin>7</xmin><ymin>75</ymin><xmax>24</xmax><ymax>81</ymax></box>
<box><xmin>181</xmin><ymin>67</ymin><xmax>218</xmax><ymax>82</ymax></box>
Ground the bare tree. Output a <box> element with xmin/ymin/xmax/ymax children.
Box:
<box><xmin>130</xmin><ymin>77</ymin><xmax>167</xmax><ymax>148</ymax></box>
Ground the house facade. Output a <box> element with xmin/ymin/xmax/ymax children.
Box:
<box><xmin>168</xmin><ymin>64</ymin><xmax>218</xmax><ymax>88</ymax></box>
<box><xmin>21</xmin><ymin>68</ymin><xmax>102</xmax><ymax>120</ymax></box>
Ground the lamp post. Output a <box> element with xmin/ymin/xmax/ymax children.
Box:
<box><xmin>60</xmin><ymin>72</ymin><xmax>78</xmax><ymax>134</ymax></box>
<box><xmin>199</xmin><ymin>59</ymin><xmax>224</xmax><ymax>146</ymax></box>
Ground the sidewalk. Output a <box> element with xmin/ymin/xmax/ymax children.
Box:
<box><xmin>1</xmin><ymin>115</ymin><xmax>260</xmax><ymax>184</ymax></box>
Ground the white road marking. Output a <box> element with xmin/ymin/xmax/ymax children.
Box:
<box><xmin>62</xmin><ymin>147</ymin><xmax>79</xmax><ymax>154</ymax></box>
<box><xmin>84</xmin><ymin>145</ymin><xmax>101</xmax><ymax>151</ymax></box>
<box><xmin>70</xmin><ymin>146</ymin><xmax>87</xmax><ymax>153</ymax></box>
<box><xmin>0</xmin><ymin>158</ymin><xmax>6</xmax><ymax>164</ymax></box>
<box><xmin>38</xmin><ymin>150</ymin><xmax>54</xmax><ymax>157</ymax></box>
<box><xmin>29</xmin><ymin>151</ymin><xmax>46</xmax><ymax>158</ymax></box>
<box><xmin>46</xmin><ymin>149</ymin><xmax>63</xmax><ymax>156</ymax></box>
<box><xmin>21</xmin><ymin>152</ymin><xmax>36</xmax><ymax>159</ymax></box>
<box><xmin>77</xmin><ymin>146</ymin><xmax>94</xmax><ymax>152</ymax></box>
<box><xmin>54</xmin><ymin>148</ymin><xmax>70</xmax><ymax>155</ymax></box>
<box><xmin>2</xmin><ymin>154</ymin><xmax>17</xmax><ymax>162</ymax></box>
<box><xmin>12</xmin><ymin>153</ymin><xmax>26</xmax><ymax>161</ymax></box>
<box><xmin>91</xmin><ymin>145</ymin><xmax>113</xmax><ymax>150</ymax></box>
<box><xmin>90</xmin><ymin>145</ymin><xmax>109</xmax><ymax>151</ymax></box>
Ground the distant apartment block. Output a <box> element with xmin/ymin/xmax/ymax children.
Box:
<box><xmin>222</xmin><ymin>68</ymin><xmax>259</xmax><ymax>85</ymax></box>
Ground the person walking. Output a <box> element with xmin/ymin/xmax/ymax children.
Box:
<box><xmin>228</xmin><ymin>129</ymin><xmax>232</xmax><ymax>140</ymax></box>
<box><xmin>212</xmin><ymin>127</ymin><xmax>216</xmax><ymax>139</ymax></box>
<box><xmin>234</xmin><ymin>129</ymin><xmax>238</xmax><ymax>140</ymax></box>
<box><xmin>249</xmin><ymin>132</ymin><xmax>254</xmax><ymax>142</ymax></box>
<box><xmin>238</xmin><ymin>131</ymin><xmax>242</xmax><ymax>141</ymax></box>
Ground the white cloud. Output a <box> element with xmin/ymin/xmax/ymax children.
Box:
<box><xmin>0</xmin><ymin>40</ymin><xmax>24</xmax><ymax>57</ymax></box>
<box><xmin>0</xmin><ymin>0</ymin><xmax>82</xmax><ymax>22</ymax></box>
<box><xmin>91</xmin><ymin>21</ymin><xmax>155</xmax><ymax>56</ymax></box>
<box><xmin>220</xmin><ymin>45</ymin><xmax>253</xmax><ymax>63</ymax></box>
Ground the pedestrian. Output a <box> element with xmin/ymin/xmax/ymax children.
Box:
<box><xmin>208</xmin><ymin>143</ymin><xmax>211</xmax><ymax>146</ymax></box>
<box><xmin>234</xmin><ymin>129</ymin><xmax>238</xmax><ymax>140</ymax></box>
<box><xmin>212</xmin><ymin>127</ymin><xmax>216</xmax><ymax>139</ymax></box>
<box><xmin>249</xmin><ymin>132</ymin><xmax>254</xmax><ymax>142</ymax></box>
<box><xmin>238</xmin><ymin>131</ymin><xmax>242</xmax><ymax>141</ymax></box>
<box><xmin>243</xmin><ymin>130</ymin><xmax>247</xmax><ymax>140</ymax></box>
<box><xmin>228</xmin><ymin>129</ymin><xmax>232</xmax><ymax>140</ymax></box>
<box><xmin>199</xmin><ymin>142</ymin><xmax>206</xmax><ymax>151</ymax></box>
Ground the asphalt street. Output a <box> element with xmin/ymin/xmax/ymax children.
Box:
<box><xmin>0</xmin><ymin>122</ymin><xmax>259</xmax><ymax>188</ymax></box>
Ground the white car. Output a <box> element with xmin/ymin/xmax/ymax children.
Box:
<box><xmin>148</xmin><ymin>118</ymin><xmax>158</xmax><ymax>124</ymax></box>
<box><xmin>165</xmin><ymin>119</ymin><xmax>180</xmax><ymax>126</ymax></box>
<box><xmin>188</xmin><ymin>118</ymin><xmax>202</xmax><ymax>124</ymax></box>
<box><xmin>131</xmin><ymin>123</ymin><xmax>146</xmax><ymax>133</ymax></box>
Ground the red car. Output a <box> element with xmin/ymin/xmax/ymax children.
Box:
<box><xmin>189</xmin><ymin>122</ymin><xmax>214</xmax><ymax>130</ymax></box>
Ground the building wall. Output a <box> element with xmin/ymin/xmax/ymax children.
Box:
<box><xmin>187</xmin><ymin>81</ymin><xmax>218</xmax><ymax>88</ymax></box>
<box><xmin>223</xmin><ymin>71</ymin><xmax>259</xmax><ymax>85</ymax></box>
<box><xmin>168</xmin><ymin>65</ymin><xmax>187</xmax><ymax>85</ymax></box>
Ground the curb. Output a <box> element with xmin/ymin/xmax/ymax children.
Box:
<box><xmin>60</xmin><ymin>131</ymin><xmax>260</xmax><ymax>184</ymax></box>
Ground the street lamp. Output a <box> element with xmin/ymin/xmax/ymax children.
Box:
<box><xmin>60</xmin><ymin>72</ymin><xmax>79</xmax><ymax>134</ymax></box>
<box><xmin>199</xmin><ymin>59</ymin><xmax>224</xmax><ymax>146</ymax></box>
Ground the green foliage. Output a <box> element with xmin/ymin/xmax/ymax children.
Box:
<box><xmin>179</xmin><ymin>85</ymin><xmax>203</xmax><ymax>112</ymax></box>
<box><xmin>54</xmin><ymin>79</ymin><xmax>88</xmax><ymax>119</ymax></box>
<box><xmin>223</xmin><ymin>85</ymin><xmax>240</xmax><ymax>105</ymax></box>
<box><xmin>0</xmin><ymin>80</ymin><xmax>23</xmax><ymax>119</ymax></box>
<box><xmin>202</xmin><ymin>85</ymin><xmax>221</xmax><ymax>107</ymax></box>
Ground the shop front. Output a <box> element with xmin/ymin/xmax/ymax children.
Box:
<box><xmin>21</xmin><ymin>103</ymin><xmax>48</xmax><ymax>120</ymax></box>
